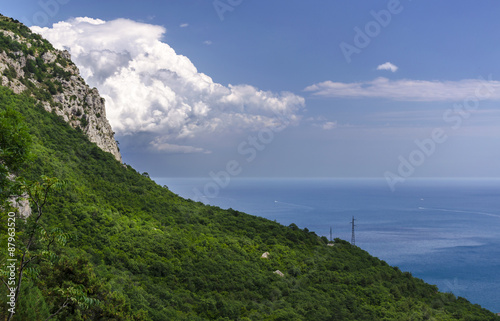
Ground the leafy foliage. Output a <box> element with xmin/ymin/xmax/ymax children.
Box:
<box><xmin>0</xmin><ymin>15</ymin><xmax>54</xmax><ymax>54</ymax></box>
<box><xmin>0</xmin><ymin>104</ymin><xmax>31</xmax><ymax>203</ymax></box>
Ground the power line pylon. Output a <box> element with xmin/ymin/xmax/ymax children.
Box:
<box><xmin>351</xmin><ymin>216</ymin><xmax>356</xmax><ymax>246</ymax></box>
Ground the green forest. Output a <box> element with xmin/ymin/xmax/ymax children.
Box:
<box><xmin>0</xmin><ymin>14</ymin><xmax>499</xmax><ymax>320</ymax></box>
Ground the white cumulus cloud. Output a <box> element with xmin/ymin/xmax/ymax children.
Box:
<box><xmin>31</xmin><ymin>18</ymin><xmax>305</xmax><ymax>152</ymax></box>
<box><xmin>306</xmin><ymin>116</ymin><xmax>337</xmax><ymax>130</ymax></box>
<box><xmin>321</xmin><ymin>121</ymin><xmax>337</xmax><ymax>130</ymax></box>
<box><xmin>305</xmin><ymin>77</ymin><xmax>500</xmax><ymax>101</ymax></box>
<box><xmin>377</xmin><ymin>62</ymin><xmax>398</xmax><ymax>72</ymax></box>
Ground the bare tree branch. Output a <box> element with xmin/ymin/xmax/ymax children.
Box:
<box><xmin>44</xmin><ymin>298</ymin><xmax>70</xmax><ymax>321</ymax></box>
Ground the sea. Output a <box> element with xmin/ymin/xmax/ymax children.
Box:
<box><xmin>153</xmin><ymin>177</ymin><xmax>500</xmax><ymax>313</ymax></box>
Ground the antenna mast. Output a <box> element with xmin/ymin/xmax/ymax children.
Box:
<box><xmin>351</xmin><ymin>216</ymin><xmax>356</xmax><ymax>245</ymax></box>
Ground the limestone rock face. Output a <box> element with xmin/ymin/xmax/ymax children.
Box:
<box><xmin>273</xmin><ymin>270</ymin><xmax>285</xmax><ymax>277</ymax></box>
<box><xmin>0</xmin><ymin>26</ymin><xmax>122</xmax><ymax>162</ymax></box>
<box><xmin>10</xmin><ymin>196</ymin><xmax>31</xmax><ymax>219</ymax></box>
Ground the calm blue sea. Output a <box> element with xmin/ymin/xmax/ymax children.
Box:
<box><xmin>154</xmin><ymin>177</ymin><xmax>500</xmax><ymax>313</ymax></box>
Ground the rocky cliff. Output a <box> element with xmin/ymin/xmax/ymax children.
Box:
<box><xmin>0</xmin><ymin>15</ymin><xmax>121</xmax><ymax>162</ymax></box>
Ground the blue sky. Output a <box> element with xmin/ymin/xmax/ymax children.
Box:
<box><xmin>4</xmin><ymin>1</ymin><xmax>500</xmax><ymax>184</ymax></box>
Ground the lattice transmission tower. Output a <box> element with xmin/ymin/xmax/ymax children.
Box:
<box><xmin>351</xmin><ymin>216</ymin><xmax>356</xmax><ymax>246</ymax></box>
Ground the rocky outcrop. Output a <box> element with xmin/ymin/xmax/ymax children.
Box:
<box><xmin>273</xmin><ymin>270</ymin><xmax>285</xmax><ymax>277</ymax></box>
<box><xmin>48</xmin><ymin>65</ymin><xmax>122</xmax><ymax>162</ymax></box>
<box><xmin>0</xmin><ymin>23</ymin><xmax>121</xmax><ymax>162</ymax></box>
<box><xmin>10</xmin><ymin>195</ymin><xmax>31</xmax><ymax>219</ymax></box>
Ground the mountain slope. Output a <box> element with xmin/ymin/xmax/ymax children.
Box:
<box><xmin>0</xmin><ymin>15</ymin><xmax>499</xmax><ymax>321</ymax></box>
<box><xmin>0</xmin><ymin>14</ymin><xmax>121</xmax><ymax>162</ymax></box>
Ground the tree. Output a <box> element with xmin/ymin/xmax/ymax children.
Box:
<box><xmin>5</xmin><ymin>176</ymin><xmax>61</xmax><ymax>321</ymax></box>
<box><xmin>4</xmin><ymin>176</ymin><xmax>100</xmax><ymax>320</ymax></box>
<box><xmin>0</xmin><ymin>107</ymin><xmax>32</xmax><ymax>205</ymax></box>
<box><xmin>0</xmin><ymin>109</ymin><xmax>98</xmax><ymax>319</ymax></box>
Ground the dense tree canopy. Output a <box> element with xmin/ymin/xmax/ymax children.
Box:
<box><xmin>0</xmin><ymin>98</ymin><xmax>31</xmax><ymax>204</ymax></box>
